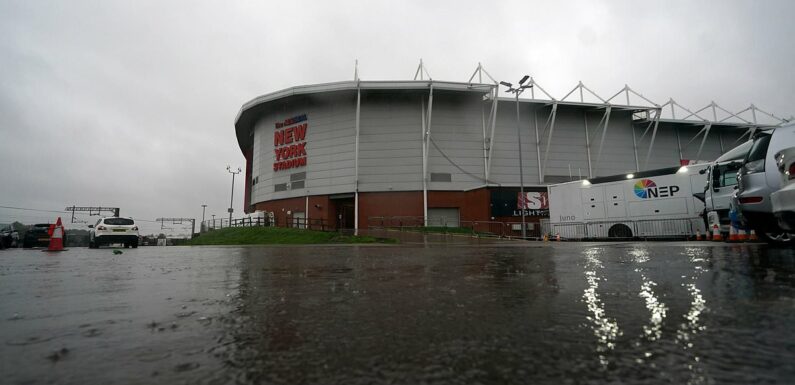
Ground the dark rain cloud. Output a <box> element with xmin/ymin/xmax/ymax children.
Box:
<box><xmin>1</xmin><ymin>0</ymin><xmax>793</xmax><ymax>233</ymax></box>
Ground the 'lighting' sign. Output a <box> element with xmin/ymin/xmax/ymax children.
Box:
<box><xmin>273</xmin><ymin>114</ymin><xmax>308</xmax><ymax>171</ymax></box>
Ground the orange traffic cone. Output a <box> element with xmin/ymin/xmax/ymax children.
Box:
<box><xmin>695</xmin><ymin>229</ymin><xmax>703</xmax><ymax>241</ymax></box>
<box><xmin>728</xmin><ymin>226</ymin><xmax>739</xmax><ymax>242</ymax></box>
<box><xmin>46</xmin><ymin>217</ymin><xmax>65</xmax><ymax>252</ymax></box>
<box><xmin>749</xmin><ymin>230</ymin><xmax>759</xmax><ymax>242</ymax></box>
<box><xmin>711</xmin><ymin>224</ymin><xmax>723</xmax><ymax>242</ymax></box>
<box><xmin>555</xmin><ymin>233</ymin><xmax>561</xmax><ymax>242</ymax></box>
<box><xmin>737</xmin><ymin>228</ymin><xmax>748</xmax><ymax>242</ymax></box>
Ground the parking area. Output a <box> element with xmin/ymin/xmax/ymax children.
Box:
<box><xmin>1</xmin><ymin>241</ymin><xmax>793</xmax><ymax>384</ymax></box>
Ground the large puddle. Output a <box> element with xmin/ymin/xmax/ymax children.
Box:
<box><xmin>1</xmin><ymin>242</ymin><xmax>793</xmax><ymax>384</ymax></box>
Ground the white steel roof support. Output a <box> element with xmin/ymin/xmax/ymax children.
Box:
<box><xmin>561</xmin><ymin>81</ymin><xmax>607</xmax><ymax>103</ymax></box>
<box><xmin>643</xmin><ymin>108</ymin><xmax>662</xmax><ymax>169</ymax></box>
<box><xmin>484</xmin><ymin>87</ymin><xmax>499</xmax><ymax>181</ymax></box>
<box><xmin>354</xmin><ymin>82</ymin><xmax>361</xmax><ymax>232</ymax></box>
<box><xmin>631</xmin><ymin>124</ymin><xmax>640</xmax><ymax>172</ymax></box>
<box><xmin>606</xmin><ymin>85</ymin><xmax>659</xmax><ymax>108</ymax></box>
<box><xmin>421</xmin><ymin>84</ymin><xmax>434</xmax><ymax>226</ymax></box>
<box><xmin>469</xmin><ymin>63</ymin><xmax>500</xmax><ymax>182</ymax></box>
<box><xmin>540</xmin><ymin>103</ymin><xmax>559</xmax><ymax>181</ymax></box>
<box><xmin>468</xmin><ymin>62</ymin><xmax>498</xmax><ymax>85</ymax></box>
<box><xmin>534</xmin><ymin>110</ymin><xmax>543</xmax><ymax>183</ymax></box>
<box><xmin>527</xmin><ymin>77</ymin><xmax>556</xmax><ymax>101</ymax></box>
<box><xmin>414</xmin><ymin>59</ymin><xmax>433</xmax><ymax>81</ymax></box>
<box><xmin>593</xmin><ymin>106</ymin><xmax>612</xmax><ymax>175</ymax></box>
<box><xmin>584</xmin><ymin>112</ymin><xmax>593</xmax><ymax>177</ymax></box>
<box><xmin>695</xmin><ymin>123</ymin><xmax>713</xmax><ymax>161</ymax></box>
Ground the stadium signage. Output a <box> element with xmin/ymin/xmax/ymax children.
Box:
<box><xmin>490</xmin><ymin>189</ymin><xmax>550</xmax><ymax>217</ymax></box>
<box><xmin>273</xmin><ymin>114</ymin><xmax>308</xmax><ymax>171</ymax></box>
<box><xmin>514</xmin><ymin>191</ymin><xmax>549</xmax><ymax>216</ymax></box>
<box><xmin>633</xmin><ymin>179</ymin><xmax>680</xmax><ymax>199</ymax></box>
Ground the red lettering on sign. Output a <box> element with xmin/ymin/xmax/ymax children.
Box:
<box><xmin>272</xmin><ymin>156</ymin><xmax>308</xmax><ymax>171</ymax></box>
<box><xmin>273</xmin><ymin>116</ymin><xmax>309</xmax><ymax>172</ymax></box>
<box><xmin>294</xmin><ymin>124</ymin><xmax>307</xmax><ymax>141</ymax></box>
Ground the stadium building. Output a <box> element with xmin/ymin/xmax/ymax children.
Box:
<box><xmin>234</xmin><ymin>64</ymin><xmax>785</xmax><ymax>233</ymax></box>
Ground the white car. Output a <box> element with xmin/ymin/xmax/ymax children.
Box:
<box><xmin>771</xmin><ymin>147</ymin><xmax>795</xmax><ymax>231</ymax></box>
<box><xmin>89</xmin><ymin>217</ymin><xmax>139</xmax><ymax>248</ymax></box>
<box><xmin>734</xmin><ymin>122</ymin><xmax>795</xmax><ymax>243</ymax></box>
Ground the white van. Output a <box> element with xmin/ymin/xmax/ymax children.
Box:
<box><xmin>548</xmin><ymin>165</ymin><xmax>708</xmax><ymax>239</ymax></box>
<box><xmin>699</xmin><ymin>140</ymin><xmax>753</xmax><ymax>236</ymax></box>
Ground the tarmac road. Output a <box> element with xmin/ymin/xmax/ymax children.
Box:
<box><xmin>1</xmin><ymin>241</ymin><xmax>793</xmax><ymax>384</ymax></box>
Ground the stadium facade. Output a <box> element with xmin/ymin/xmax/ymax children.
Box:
<box><xmin>234</xmin><ymin>65</ymin><xmax>785</xmax><ymax>231</ymax></box>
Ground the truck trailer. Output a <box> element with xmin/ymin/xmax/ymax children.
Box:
<box><xmin>547</xmin><ymin>165</ymin><xmax>709</xmax><ymax>239</ymax></box>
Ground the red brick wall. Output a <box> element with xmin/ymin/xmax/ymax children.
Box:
<box><xmin>254</xmin><ymin>197</ymin><xmax>308</xmax><ymax>227</ymax></box>
<box><xmin>251</xmin><ymin>188</ymin><xmax>545</xmax><ymax>231</ymax></box>
<box><xmin>427</xmin><ymin>190</ymin><xmax>490</xmax><ymax>222</ymax></box>
<box><xmin>358</xmin><ymin>191</ymin><xmax>423</xmax><ymax>227</ymax></box>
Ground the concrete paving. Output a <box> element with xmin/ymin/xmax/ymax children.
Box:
<box><xmin>1</xmin><ymin>241</ymin><xmax>793</xmax><ymax>384</ymax></box>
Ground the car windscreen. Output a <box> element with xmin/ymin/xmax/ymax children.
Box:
<box><xmin>744</xmin><ymin>134</ymin><xmax>772</xmax><ymax>172</ymax></box>
<box><xmin>104</xmin><ymin>218</ymin><xmax>134</xmax><ymax>225</ymax></box>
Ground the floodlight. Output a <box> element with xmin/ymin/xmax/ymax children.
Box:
<box><xmin>499</xmin><ymin>81</ymin><xmax>512</xmax><ymax>87</ymax></box>
<box><xmin>518</xmin><ymin>75</ymin><xmax>529</xmax><ymax>85</ymax></box>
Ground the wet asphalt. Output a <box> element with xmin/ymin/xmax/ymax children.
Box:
<box><xmin>1</xmin><ymin>237</ymin><xmax>794</xmax><ymax>385</ymax></box>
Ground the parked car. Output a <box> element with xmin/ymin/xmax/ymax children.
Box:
<box><xmin>734</xmin><ymin>122</ymin><xmax>795</xmax><ymax>243</ymax></box>
<box><xmin>89</xmin><ymin>217</ymin><xmax>139</xmax><ymax>248</ymax></box>
<box><xmin>771</xmin><ymin>147</ymin><xmax>795</xmax><ymax>231</ymax></box>
<box><xmin>1</xmin><ymin>226</ymin><xmax>18</xmax><ymax>249</ymax></box>
<box><xmin>23</xmin><ymin>223</ymin><xmax>55</xmax><ymax>248</ymax></box>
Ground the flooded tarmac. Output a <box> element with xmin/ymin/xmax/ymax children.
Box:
<box><xmin>1</xmin><ymin>240</ymin><xmax>794</xmax><ymax>384</ymax></box>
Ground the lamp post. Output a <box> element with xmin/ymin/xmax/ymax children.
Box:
<box><xmin>500</xmin><ymin>75</ymin><xmax>532</xmax><ymax>239</ymax></box>
<box><xmin>201</xmin><ymin>204</ymin><xmax>207</xmax><ymax>230</ymax></box>
<box><xmin>212</xmin><ymin>214</ymin><xmax>216</xmax><ymax>229</ymax></box>
<box><xmin>226</xmin><ymin>166</ymin><xmax>242</xmax><ymax>226</ymax></box>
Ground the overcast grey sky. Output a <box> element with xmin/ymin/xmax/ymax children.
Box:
<box><xmin>1</xmin><ymin>0</ymin><xmax>793</xmax><ymax>234</ymax></box>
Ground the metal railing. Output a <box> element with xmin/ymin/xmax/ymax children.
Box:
<box><xmin>284</xmin><ymin>217</ymin><xmax>329</xmax><ymax>231</ymax></box>
<box><xmin>201</xmin><ymin>216</ymin><xmax>273</xmax><ymax>231</ymax></box>
<box><xmin>368</xmin><ymin>216</ymin><xmax>526</xmax><ymax>239</ymax></box>
<box><xmin>201</xmin><ymin>214</ymin><xmax>329</xmax><ymax>232</ymax></box>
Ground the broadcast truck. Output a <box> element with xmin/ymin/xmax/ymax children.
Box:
<box><xmin>547</xmin><ymin>164</ymin><xmax>709</xmax><ymax>239</ymax></box>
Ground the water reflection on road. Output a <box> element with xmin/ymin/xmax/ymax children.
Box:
<box><xmin>1</xmin><ymin>241</ymin><xmax>794</xmax><ymax>384</ymax></box>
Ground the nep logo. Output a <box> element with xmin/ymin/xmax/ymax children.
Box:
<box><xmin>633</xmin><ymin>179</ymin><xmax>679</xmax><ymax>199</ymax></box>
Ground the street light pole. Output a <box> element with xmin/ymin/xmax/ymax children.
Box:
<box><xmin>201</xmin><ymin>204</ymin><xmax>207</xmax><ymax>230</ymax></box>
<box><xmin>226</xmin><ymin>166</ymin><xmax>241</xmax><ymax>226</ymax></box>
<box><xmin>500</xmin><ymin>76</ymin><xmax>532</xmax><ymax>239</ymax></box>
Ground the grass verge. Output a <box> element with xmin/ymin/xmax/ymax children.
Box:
<box><xmin>187</xmin><ymin>226</ymin><xmax>396</xmax><ymax>245</ymax></box>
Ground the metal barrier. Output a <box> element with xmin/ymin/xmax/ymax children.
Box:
<box><xmin>284</xmin><ymin>217</ymin><xmax>328</xmax><ymax>231</ymax></box>
<box><xmin>503</xmin><ymin>222</ymin><xmax>544</xmax><ymax>239</ymax></box>
<box><xmin>459</xmin><ymin>221</ymin><xmax>506</xmax><ymax>238</ymax></box>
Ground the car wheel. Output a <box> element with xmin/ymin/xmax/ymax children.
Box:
<box><xmin>608</xmin><ymin>224</ymin><xmax>633</xmax><ymax>238</ymax></box>
<box><xmin>131</xmin><ymin>240</ymin><xmax>138</xmax><ymax>249</ymax></box>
